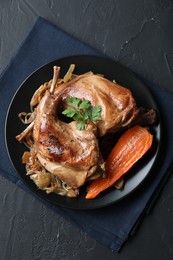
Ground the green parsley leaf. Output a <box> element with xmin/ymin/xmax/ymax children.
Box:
<box><xmin>79</xmin><ymin>100</ymin><xmax>90</xmax><ymax>109</ymax></box>
<box><xmin>62</xmin><ymin>97</ymin><xmax>102</xmax><ymax>130</ymax></box>
<box><xmin>91</xmin><ymin>105</ymin><xmax>102</xmax><ymax>121</ymax></box>
<box><xmin>66</xmin><ymin>97</ymin><xmax>81</xmax><ymax>109</ymax></box>
<box><xmin>62</xmin><ymin>108</ymin><xmax>77</xmax><ymax>118</ymax></box>
<box><xmin>83</xmin><ymin>110</ymin><xmax>89</xmax><ymax>121</ymax></box>
<box><xmin>76</xmin><ymin>121</ymin><xmax>85</xmax><ymax>130</ymax></box>
<box><xmin>73</xmin><ymin>112</ymin><xmax>83</xmax><ymax>121</ymax></box>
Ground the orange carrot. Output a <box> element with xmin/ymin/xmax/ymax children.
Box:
<box><xmin>86</xmin><ymin>125</ymin><xmax>153</xmax><ymax>199</ymax></box>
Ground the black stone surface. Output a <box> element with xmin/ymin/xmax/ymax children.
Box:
<box><xmin>0</xmin><ymin>1</ymin><xmax>173</xmax><ymax>259</ymax></box>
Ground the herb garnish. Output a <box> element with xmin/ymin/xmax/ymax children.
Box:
<box><xmin>62</xmin><ymin>97</ymin><xmax>101</xmax><ymax>130</ymax></box>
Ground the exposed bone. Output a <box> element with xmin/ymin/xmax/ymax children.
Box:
<box><xmin>16</xmin><ymin>66</ymin><xmax>60</xmax><ymax>143</ymax></box>
<box><xmin>50</xmin><ymin>66</ymin><xmax>60</xmax><ymax>94</ymax></box>
<box><xmin>16</xmin><ymin>121</ymin><xmax>34</xmax><ymax>143</ymax></box>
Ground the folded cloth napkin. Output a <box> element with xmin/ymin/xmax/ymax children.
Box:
<box><xmin>1</xmin><ymin>17</ymin><xmax>173</xmax><ymax>252</ymax></box>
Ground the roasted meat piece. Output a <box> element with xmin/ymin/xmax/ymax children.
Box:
<box><xmin>54</xmin><ymin>74</ymin><xmax>140</xmax><ymax>136</ymax></box>
<box><xmin>33</xmin><ymin>90</ymin><xmax>104</xmax><ymax>189</ymax></box>
<box><xmin>33</xmin><ymin>73</ymin><xmax>142</xmax><ymax>190</ymax></box>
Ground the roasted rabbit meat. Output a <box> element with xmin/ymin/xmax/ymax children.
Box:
<box><xmin>16</xmin><ymin>66</ymin><xmax>157</xmax><ymax>197</ymax></box>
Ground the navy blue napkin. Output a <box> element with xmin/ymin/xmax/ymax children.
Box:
<box><xmin>1</xmin><ymin>17</ymin><xmax>173</xmax><ymax>252</ymax></box>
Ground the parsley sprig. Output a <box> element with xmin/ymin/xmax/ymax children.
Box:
<box><xmin>62</xmin><ymin>97</ymin><xmax>102</xmax><ymax>130</ymax></box>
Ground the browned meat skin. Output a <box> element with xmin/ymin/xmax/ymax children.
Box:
<box><xmin>34</xmin><ymin>91</ymin><xmax>100</xmax><ymax>166</ymax></box>
<box><xmin>54</xmin><ymin>74</ymin><xmax>139</xmax><ymax>136</ymax></box>
<box><xmin>33</xmin><ymin>90</ymin><xmax>104</xmax><ymax>188</ymax></box>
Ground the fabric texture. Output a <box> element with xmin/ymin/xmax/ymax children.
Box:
<box><xmin>0</xmin><ymin>17</ymin><xmax>173</xmax><ymax>252</ymax></box>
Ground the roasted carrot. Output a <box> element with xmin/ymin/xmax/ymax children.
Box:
<box><xmin>86</xmin><ymin>125</ymin><xmax>153</xmax><ymax>199</ymax></box>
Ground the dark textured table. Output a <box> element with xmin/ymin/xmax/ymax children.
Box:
<box><xmin>1</xmin><ymin>1</ymin><xmax>173</xmax><ymax>259</ymax></box>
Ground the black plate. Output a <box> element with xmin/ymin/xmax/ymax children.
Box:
<box><xmin>5</xmin><ymin>55</ymin><xmax>162</xmax><ymax>209</ymax></box>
